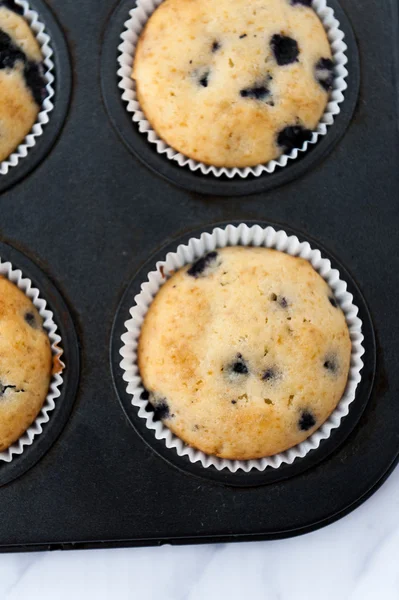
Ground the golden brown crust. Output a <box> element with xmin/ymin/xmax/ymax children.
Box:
<box><xmin>0</xmin><ymin>277</ymin><xmax>52</xmax><ymax>452</ymax></box>
<box><xmin>138</xmin><ymin>247</ymin><xmax>351</xmax><ymax>460</ymax></box>
<box><xmin>133</xmin><ymin>0</ymin><xmax>332</xmax><ymax>168</ymax></box>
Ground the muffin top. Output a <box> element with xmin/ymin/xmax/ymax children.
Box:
<box><xmin>0</xmin><ymin>3</ymin><xmax>46</xmax><ymax>162</ymax></box>
<box><xmin>0</xmin><ymin>276</ymin><xmax>52</xmax><ymax>452</ymax></box>
<box><xmin>133</xmin><ymin>0</ymin><xmax>333</xmax><ymax>168</ymax></box>
<box><xmin>138</xmin><ymin>247</ymin><xmax>351</xmax><ymax>460</ymax></box>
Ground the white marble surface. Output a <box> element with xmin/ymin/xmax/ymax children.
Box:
<box><xmin>1</xmin><ymin>464</ymin><xmax>399</xmax><ymax>600</ymax></box>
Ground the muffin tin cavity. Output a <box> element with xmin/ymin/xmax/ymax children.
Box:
<box><xmin>0</xmin><ymin>0</ymin><xmax>71</xmax><ymax>193</ymax></box>
<box><xmin>0</xmin><ymin>242</ymin><xmax>79</xmax><ymax>487</ymax></box>
<box><xmin>103</xmin><ymin>0</ymin><xmax>358</xmax><ymax>194</ymax></box>
<box><xmin>111</xmin><ymin>223</ymin><xmax>375</xmax><ymax>487</ymax></box>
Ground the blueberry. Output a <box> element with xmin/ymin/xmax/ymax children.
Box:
<box><xmin>0</xmin><ymin>29</ymin><xmax>25</xmax><ymax>69</ymax></box>
<box><xmin>298</xmin><ymin>410</ymin><xmax>316</xmax><ymax>431</ymax></box>
<box><xmin>262</xmin><ymin>367</ymin><xmax>278</xmax><ymax>381</ymax></box>
<box><xmin>152</xmin><ymin>399</ymin><xmax>171</xmax><ymax>422</ymax></box>
<box><xmin>144</xmin><ymin>401</ymin><xmax>154</xmax><ymax>413</ymax></box>
<box><xmin>290</xmin><ymin>0</ymin><xmax>312</xmax><ymax>5</ymax></box>
<box><xmin>323</xmin><ymin>356</ymin><xmax>338</xmax><ymax>374</ymax></box>
<box><xmin>0</xmin><ymin>29</ymin><xmax>12</xmax><ymax>50</ymax></box>
<box><xmin>240</xmin><ymin>73</ymin><xmax>273</xmax><ymax>101</ymax></box>
<box><xmin>0</xmin><ymin>29</ymin><xmax>45</xmax><ymax>106</ymax></box>
<box><xmin>187</xmin><ymin>251</ymin><xmax>218</xmax><ymax>278</ymax></box>
<box><xmin>271</xmin><ymin>294</ymin><xmax>289</xmax><ymax>308</ymax></box>
<box><xmin>231</xmin><ymin>400</ymin><xmax>237</xmax><ymax>404</ymax></box>
<box><xmin>270</xmin><ymin>34</ymin><xmax>299</xmax><ymax>66</ymax></box>
<box><xmin>329</xmin><ymin>296</ymin><xmax>338</xmax><ymax>308</ymax></box>
<box><xmin>239</xmin><ymin>34</ymin><xmax>247</xmax><ymax>39</ymax></box>
<box><xmin>226</xmin><ymin>354</ymin><xmax>249</xmax><ymax>378</ymax></box>
<box><xmin>277</xmin><ymin>125</ymin><xmax>312</xmax><ymax>151</ymax></box>
<box><xmin>0</xmin><ymin>382</ymin><xmax>16</xmax><ymax>397</ymax></box>
<box><xmin>211</xmin><ymin>41</ymin><xmax>221</xmax><ymax>52</ymax></box>
<box><xmin>24</xmin><ymin>61</ymin><xmax>46</xmax><ymax>106</ymax></box>
<box><xmin>232</xmin><ymin>361</ymin><xmax>248</xmax><ymax>375</ymax></box>
<box><xmin>229</xmin><ymin>354</ymin><xmax>249</xmax><ymax>375</ymax></box>
<box><xmin>315</xmin><ymin>57</ymin><xmax>334</xmax><ymax>91</ymax></box>
<box><xmin>24</xmin><ymin>312</ymin><xmax>38</xmax><ymax>328</ymax></box>
<box><xmin>199</xmin><ymin>72</ymin><xmax>209</xmax><ymax>87</ymax></box>
<box><xmin>279</xmin><ymin>296</ymin><xmax>288</xmax><ymax>308</ymax></box>
<box><xmin>317</xmin><ymin>57</ymin><xmax>334</xmax><ymax>71</ymax></box>
<box><xmin>262</xmin><ymin>367</ymin><xmax>281</xmax><ymax>381</ymax></box>
<box><xmin>143</xmin><ymin>393</ymin><xmax>173</xmax><ymax>421</ymax></box>
<box><xmin>240</xmin><ymin>85</ymin><xmax>270</xmax><ymax>101</ymax></box>
<box><xmin>191</xmin><ymin>66</ymin><xmax>210</xmax><ymax>88</ymax></box>
<box><xmin>0</xmin><ymin>1</ymin><xmax>24</xmax><ymax>15</ymax></box>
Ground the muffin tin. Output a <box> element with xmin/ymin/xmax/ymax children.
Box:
<box><xmin>0</xmin><ymin>0</ymin><xmax>397</xmax><ymax>550</ymax></box>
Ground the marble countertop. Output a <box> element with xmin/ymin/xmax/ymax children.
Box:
<box><xmin>1</xmin><ymin>464</ymin><xmax>398</xmax><ymax>600</ymax></box>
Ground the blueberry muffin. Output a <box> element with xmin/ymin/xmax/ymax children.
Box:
<box><xmin>0</xmin><ymin>2</ymin><xmax>47</xmax><ymax>163</ymax></box>
<box><xmin>132</xmin><ymin>0</ymin><xmax>334</xmax><ymax>168</ymax></box>
<box><xmin>138</xmin><ymin>247</ymin><xmax>351</xmax><ymax>460</ymax></box>
<box><xmin>0</xmin><ymin>276</ymin><xmax>52</xmax><ymax>452</ymax></box>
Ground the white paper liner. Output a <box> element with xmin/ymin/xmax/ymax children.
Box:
<box><xmin>0</xmin><ymin>257</ymin><xmax>64</xmax><ymax>462</ymax></box>
<box><xmin>118</xmin><ymin>0</ymin><xmax>348</xmax><ymax>179</ymax></box>
<box><xmin>120</xmin><ymin>224</ymin><xmax>364</xmax><ymax>472</ymax></box>
<box><xmin>0</xmin><ymin>0</ymin><xmax>55</xmax><ymax>176</ymax></box>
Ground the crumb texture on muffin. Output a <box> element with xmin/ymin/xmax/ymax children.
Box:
<box><xmin>0</xmin><ymin>276</ymin><xmax>52</xmax><ymax>452</ymax></box>
<box><xmin>133</xmin><ymin>0</ymin><xmax>333</xmax><ymax>168</ymax></box>
<box><xmin>138</xmin><ymin>247</ymin><xmax>351</xmax><ymax>460</ymax></box>
<box><xmin>0</xmin><ymin>4</ymin><xmax>46</xmax><ymax>162</ymax></box>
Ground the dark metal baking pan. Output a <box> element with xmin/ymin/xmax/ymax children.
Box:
<box><xmin>0</xmin><ymin>0</ymin><xmax>396</xmax><ymax>550</ymax></box>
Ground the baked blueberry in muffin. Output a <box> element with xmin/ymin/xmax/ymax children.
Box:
<box><xmin>0</xmin><ymin>2</ymin><xmax>47</xmax><ymax>163</ymax></box>
<box><xmin>133</xmin><ymin>0</ymin><xmax>334</xmax><ymax>168</ymax></box>
<box><xmin>138</xmin><ymin>247</ymin><xmax>351</xmax><ymax>460</ymax></box>
<box><xmin>0</xmin><ymin>276</ymin><xmax>52</xmax><ymax>452</ymax></box>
